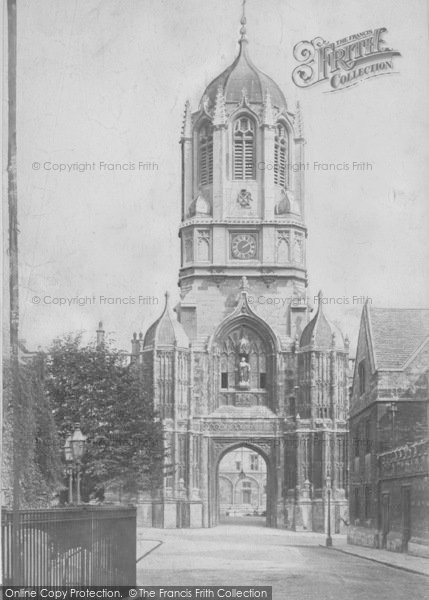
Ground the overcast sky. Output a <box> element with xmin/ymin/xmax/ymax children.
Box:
<box><xmin>14</xmin><ymin>0</ymin><xmax>429</xmax><ymax>352</ymax></box>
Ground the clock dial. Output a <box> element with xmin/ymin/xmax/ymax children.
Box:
<box><xmin>231</xmin><ymin>234</ymin><xmax>257</xmax><ymax>259</ymax></box>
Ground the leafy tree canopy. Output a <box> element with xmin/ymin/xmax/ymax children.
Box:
<box><xmin>44</xmin><ymin>334</ymin><xmax>164</xmax><ymax>497</ymax></box>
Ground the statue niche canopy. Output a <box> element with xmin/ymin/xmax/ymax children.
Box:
<box><xmin>213</xmin><ymin>325</ymin><xmax>272</xmax><ymax>409</ymax></box>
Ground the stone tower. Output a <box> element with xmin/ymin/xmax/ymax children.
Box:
<box><xmin>131</xmin><ymin>10</ymin><xmax>349</xmax><ymax>531</ymax></box>
<box><xmin>178</xmin><ymin>12</ymin><xmax>308</xmax><ymax>345</ymax></box>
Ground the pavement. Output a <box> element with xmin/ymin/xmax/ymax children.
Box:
<box><xmin>330</xmin><ymin>541</ymin><xmax>429</xmax><ymax>577</ymax></box>
<box><xmin>136</xmin><ymin>518</ymin><xmax>429</xmax><ymax>600</ymax></box>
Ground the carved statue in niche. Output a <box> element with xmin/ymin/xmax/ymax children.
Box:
<box><xmin>235</xmin><ymin>328</ymin><xmax>251</xmax><ymax>388</ymax></box>
<box><xmin>238</xmin><ymin>356</ymin><xmax>251</xmax><ymax>387</ymax></box>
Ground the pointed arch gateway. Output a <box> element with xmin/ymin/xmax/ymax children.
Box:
<box><xmin>209</xmin><ymin>440</ymin><xmax>278</xmax><ymax>528</ymax></box>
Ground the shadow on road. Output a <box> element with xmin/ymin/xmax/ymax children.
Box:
<box><xmin>219</xmin><ymin>515</ymin><xmax>266</xmax><ymax>527</ymax></box>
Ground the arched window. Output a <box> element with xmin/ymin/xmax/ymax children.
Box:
<box><xmin>198</xmin><ymin>122</ymin><xmax>213</xmax><ymax>185</ymax></box>
<box><xmin>294</xmin><ymin>237</ymin><xmax>303</xmax><ymax>263</ymax></box>
<box><xmin>277</xmin><ymin>232</ymin><xmax>290</xmax><ymax>263</ymax></box>
<box><xmin>274</xmin><ymin>123</ymin><xmax>288</xmax><ymax>187</ymax></box>
<box><xmin>233</xmin><ymin>116</ymin><xmax>255</xmax><ymax>180</ymax></box>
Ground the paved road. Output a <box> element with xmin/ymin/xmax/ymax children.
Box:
<box><xmin>137</xmin><ymin>521</ymin><xmax>428</xmax><ymax>600</ymax></box>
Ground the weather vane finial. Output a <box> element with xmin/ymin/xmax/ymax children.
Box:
<box><xmin>240</xmin><ymin>0</ymin><xmax>248</xmax><ymax>40</ymax></box>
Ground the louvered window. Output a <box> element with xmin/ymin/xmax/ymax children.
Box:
<box><xmin>274</xmin><ymin>124</ymin><xmax>288</xmax><ymax>186</ymax></box>
<box><xmin>233</xmin><ymin>117</ymin><xmax>255</xmax><ymax>179</ymax></box>
<box><xmin>199</xmin><ymin>123</ymin><xmax>213</xmax><ymax>185</ymax></box>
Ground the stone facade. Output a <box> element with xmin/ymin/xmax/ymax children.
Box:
<box><xmin>379</xmin><ymin>440</ymin><xmax>429</xmax><ymax>556</ymax></box>
<box><xmin>348</xmin><ymin>304</ymin><xmax>429</xmax><ymax>556</ymax></box>
<box><xmin>131</xmin><ymin>20</ymin><xmax>349</xmax><ymax>531</ymax></box>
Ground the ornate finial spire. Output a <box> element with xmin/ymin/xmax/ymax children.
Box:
<box><xmin>131</xmin><ymin>332</ymin><xmax>139</xmax><ymax>356</ymax></box>
<box><xmin>317</xmin><ymin>290</ymin><xmax>324</xmax><ymax>313</ymax></box>
<box><xmin>262</xmin><ymin>89</ymin><xmax>275</xmax><ymax>126</ymax></box>
<box><xmin>344</xmin><ymin>334</ymin><xmax>350</xmax><ymax>351</ymax></box>
<box><xmin>296</xmin><ymin>100</ymin><xmax>304</xmax><ymax>138</ymax></box>
<box><xmin>239</xmin><ymin>0</ymin><xmax>248</xmax><ymax>41</ymax></box>
<box><xmin>181</xmin><ymin>100</ymin><xmax>192</xmax><ymax>139</ymax></box>
<box><xmin>213</xmin><ymin>85</ymin><xmax>227</xmax><ymax>126</ymax></box>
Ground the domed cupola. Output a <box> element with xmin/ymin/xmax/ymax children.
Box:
<box><xmin>200</xmin><ymin>10</ymin><xmax>287</xmax><ymax>112</ymax></box>
<box><xmin>300</xmin><ymin>291</ymin><xmax>345</xmax><ymax>351</ymax></box>
<box><xmin>144</xmin><ymin>292</ymin><xmax>189</xmax><ymax>349</ymax></box>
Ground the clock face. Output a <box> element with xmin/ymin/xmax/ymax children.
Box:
<box><xmin>231</xmin><ymin>233</ymin><xmax>257</xmax><ymax>259</ymax></box>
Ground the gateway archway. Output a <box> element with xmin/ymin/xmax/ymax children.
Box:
<box><xmin>208</xmin><ymin>439</ymin><xmax>278</xmax><ymax>528</ymax></box>
<box><xmin>218</xmin><ymin>445</ymin><xmax>267</xmax><ymax>526</ymax></box>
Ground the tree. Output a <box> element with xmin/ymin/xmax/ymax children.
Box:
<box><xmin>44</xmin><ymin>334</ymin><xmax>165</xmax><ymax>498</ymax></box>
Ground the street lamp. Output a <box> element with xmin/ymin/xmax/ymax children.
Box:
<box><xmin>64</xmin><ymin>424</ymin><xmax>87</xmax><ymax>504</ymax></box>
<box><xmin>326</xmin><ymin>470</ymin><xmax>333</xmax><ymax>547</ymax></box>
<box><xmin>70</xmin><ymin>424</ymin><xmax>87</xmax><ymax>461</ymax></box>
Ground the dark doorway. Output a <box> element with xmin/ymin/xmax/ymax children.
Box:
<box><xmin>381</xmin><ymin>493</ymin><xmax>390</xmax><ymax>549</ymax></box>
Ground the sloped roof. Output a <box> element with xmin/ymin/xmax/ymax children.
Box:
<box><xmin>368</xmin><ymin>307</ymin><xmax>429</xmax><ymax>369</ymax></box>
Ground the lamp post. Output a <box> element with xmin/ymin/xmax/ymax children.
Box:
<box><xmin>326</xmin><ymin>471</ymin><xmax>333</xmax><ymax>547</ymax></box>
<box><xmin>64</xmin><ymin>424</ymin><xmax>87</xmax><ymax>504</ymax></box>
<box><xmin>64</xmin><ymin>435</ymin><xmax>73</xmax><ymax>503</ymax></box>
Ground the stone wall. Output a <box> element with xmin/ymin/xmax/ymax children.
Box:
<box><xmin>347</xmin><ymin>525</ymin><xmax>379</xmax><ymax>548</ymax></box>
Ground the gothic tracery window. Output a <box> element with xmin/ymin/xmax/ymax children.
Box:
<box><xmin>197</xmin><ymin>230</ymin><xmax>210</xmax><ymax>261</ymax></box>
<box><xmin>294</xmin><ymin>237</ymin><xmax>303</xmax><ymax>263</ymax></box>
<box><xmin>233</xmin><ymin>117</ymin><xmax>255</xmax><ymax>180</ymax></box>
<box><xmin>198</xmin><ymin>122</ymin><xmax>213</xmax><ymax>185</ymax></box>
<box><xmin>277</xmin><ymin>231</ymin><xmax>290</xmax><ymax>263</ymax></box>
<box><xmin>274</xmin><ymin>123</ymin><xmax>288</xmax><ymax>187</ymax></box>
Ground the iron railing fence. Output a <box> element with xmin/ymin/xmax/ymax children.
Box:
<box><xmin>1</xmin><ymin>505</ymin><xmax>136</xmax><ymax>585</ymax></box>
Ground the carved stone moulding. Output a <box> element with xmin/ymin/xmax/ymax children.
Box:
<box><xmin>211</xmin><ymin>438</ymin><xmax>275</xmax><ymax>463</ymax></box>
<box><xmin>200</xmin><ymin>418</ymin><xmax>278</xmax><ymax>435</ymax></box>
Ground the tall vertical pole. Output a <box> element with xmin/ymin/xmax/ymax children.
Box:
<box><xmin>76</xmin><ymin>466</ymin><xmax>81</xmax><ymax>505</ymax></box>
<box><xmin>7</xmin><ymin>0</ymin><xmax>20</xmax><ymax>585</ymax></box>
<box><xmin>326</xmin><ymin>473</ymin><xmax>332</xmax><ymax>547</ymax></box>
<box><xmin>326</xmin><ymin>488</ymin><xmax>332</xmax><ymax>546</ymax></box>
<box><xmin>7</xmin><ymin>0</ymin><xmax>21</xmax><ymax>584</ymax></box>
<box><xmin>68</xmin><ymin>468</ymin><xmax>73</xmax><ymax>504</ymax></box>
<box><xmin>7</xmin><ymin>1</ymin><xmax>18</xmax><ymax>366</ymax></box>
